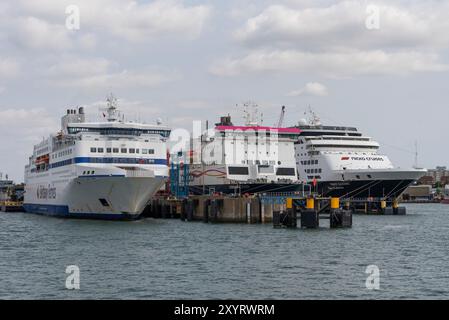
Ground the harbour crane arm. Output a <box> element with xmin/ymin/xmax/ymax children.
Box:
<box><xmin>277</xmin><ymin>106</ymin><xmax>286</xmax><ymax>127</ymax></box>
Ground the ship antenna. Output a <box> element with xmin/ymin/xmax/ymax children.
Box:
<box><xmin>242</xmin><ymin>101</ymin><xmax>260</xmax><ymax>126</ymax></box>
<box><xmin>308</xmin><ymin>105</ymin><xmax>321</xmax><ymax>126</ymax></box>
<box><xmin>105</xmin><ymin>93</ymin><xmax>120</xmax><ymax>122</ymax></box>
<box><xmin>414</xmin><ymin>140</ymin><xmax>419</xmax><ymax>169</ymax></box>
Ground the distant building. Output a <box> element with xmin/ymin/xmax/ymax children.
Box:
<box><xmin>418</xmin><ymin>175</ymin><xmax>435</xmax><ymax>186</ymax></box>
<box><xmin>428</xmin><ymin>166</ymin><xmax>449</xmax><ymax>185</ymax></box>
<box><xmin>441</xmin><ymin>176</ymin><xmax>449</xmax><ymax>187</ymax></box>
<box><xmin>418</xmin><ymin>166</ymin><xmax>449</xmax><ymax>188</ymax></box>
<box><xmin>402</xmin><ymin>185</ymin><xmax>433</xmax><ymax>201</ymax></box>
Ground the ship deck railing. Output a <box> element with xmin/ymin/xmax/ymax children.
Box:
<box><xmin>258</xmin><ymin>191</ymin><xmax>312</xmax><ymax>205</ymax></box>
<box><xmin>0</xmin><ymin>201</ymin><xmax>23</xmax><ymax>206</ymax></box>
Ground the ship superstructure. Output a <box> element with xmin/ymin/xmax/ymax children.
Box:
<box><xmin>24</xmin><ymin>95</ymin><xmax>171</xmax><ymax>220</ymax></box>
<box><xmin>188</xmin><ymin>104</ymin><xmax>301</xmax><ymax>195</ymax></box>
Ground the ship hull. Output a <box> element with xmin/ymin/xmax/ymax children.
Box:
<box><xmin>24</xmin><ymin>176</ymin><xmax>166</xmax><ymax>220</ymax></box>
<box><xmin>189</xmin><ymin>183</ymin><xmax>303</xmax><ymax>195</ymax></box>
<box><xmin>188</xmin><ymin>178</ymin><xmax>417</xmax><ymax>198</ymax></box>
<box><xmin>316</xmin><ymin>179</ymin><xmax>415</xmax><ymax>199</ymax></box>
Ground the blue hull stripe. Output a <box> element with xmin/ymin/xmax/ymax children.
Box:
<box><xmin>48</xmin><ymin>157</ymin><xmax>167</xmax><ymax>169</ymax></box>
<box><xmin>23</xmin><ymin>204</ymin><xmax>139</xmax><ymax>221</ymax></box>
<box><xmin>77</xmin><ymin>175</ymin><xmax>166</xmax><ymax>179</ymax></box>
<box><xmin>78</xmin><ymin>175</ymin><xmax>126</xmax><ymax>178</ymax></box>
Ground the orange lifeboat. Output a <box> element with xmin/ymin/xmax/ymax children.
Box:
<box><xmin>35</xmin><ymin>154</ymin><xmax>50</xmax><ymax>165</ymax></box>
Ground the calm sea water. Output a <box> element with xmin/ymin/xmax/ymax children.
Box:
<box><xmin>1</xmin><ymin>204</ymin><xmax>449</xmax><ymax>299</ymax></box>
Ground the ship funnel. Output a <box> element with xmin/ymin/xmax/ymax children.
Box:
<box><xmin>216</xmin><ymin>115</ymin><xmax>233</xmax><ymax>126</ymax></box>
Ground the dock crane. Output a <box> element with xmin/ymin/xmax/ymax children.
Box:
<box><xmin>276</xmin><ymin>106</ymin><xmax>286</xmax><ymax>127</ymax></box>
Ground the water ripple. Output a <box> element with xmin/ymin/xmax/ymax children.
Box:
<box><xmin>1</xmin><ymin>204</ymin><xmax>449</xmax><ymax>299</ymax></box>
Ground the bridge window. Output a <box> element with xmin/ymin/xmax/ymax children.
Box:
<box><xmin>121</xmin><ymin>148</ymin><xmax>127</xmax><ymax>153</ymax></box>
<box><xmin>276</xmin><ymin>168</ymin><xmax>296</xmax><ymax>176</ymax></box>
<box><xmin>68</xmin><ymin>127</ymin><xmax>171</xmax><ymax>137</ymax></box>
<box><xmin>90</xmin><ymin>148</ymin><xmax>97</xmax><ymax>153</ymax></box>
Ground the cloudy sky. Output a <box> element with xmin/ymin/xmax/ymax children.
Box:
<box><xmin>1</xmin><ymin>0</ymin><xmax>449</xmax><ymax>182</ymax></box>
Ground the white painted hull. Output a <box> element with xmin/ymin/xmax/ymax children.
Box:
<box><xmin>24</xmin><ymin>165</ymin><xmax>167</xmax><ymax>220</ymax></box>
<box><xmin>333</xmin><ymin>168</ymin><xmax>427</xmax><ymax>182</ymax></box>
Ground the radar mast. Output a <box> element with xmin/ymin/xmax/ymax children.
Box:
<box><xmin>307</xmin><ymin>106</ymin><xmax>321</xmax><ymax>126</ymax></box>
<box><xmin>241</xmin><ymin>101</ymin><xmax>262</xmax><ymax>126</ymax></box>
<box><xmin>105</xmin><ymin>94</ymin><xmax>121</xmax><ymax>122</ymax></box>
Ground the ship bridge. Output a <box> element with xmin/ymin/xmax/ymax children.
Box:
<box><xmin>67</xmin><ymin>122</ymin><xmax>171</xmax><ymax>138</ymax></box>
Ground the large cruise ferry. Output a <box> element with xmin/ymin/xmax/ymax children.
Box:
<box><xmin>293</xmin><ymin>111</ymin><xmax>426</xmax><ymax>200</ymax></box>
<box><xmin>24</xmin><ymin>96</ymin><xmax>171</xmax><ymax>220</ymax></box>
<box><xmin>187</xmin><ymin>104</ymin><xmax>302</xmax><ymax>195</ymax></box>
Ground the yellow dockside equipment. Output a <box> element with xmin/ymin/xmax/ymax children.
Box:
<box><xmin>381</xmin><ymin>200</ymin><xmax>387</xmax><ymax>209</ymax></box>
<box><xmin>286</xmin><ymin>198</ymin><xmax>293</xmax><ymax>209</ymax></box>
<box><xmin>330</xmin><ymin>197</ymin><xmax>340</xmax><ymax>210</ymax></box>
<box><xmin>393</xmin><ymin>199</ymin><xmax>399</xmax><ymax>209</ymax></box>
<box><xmin>306</xmin><ymin>197</ymin><xmax>315</xmax><ymax>210</ymax></box>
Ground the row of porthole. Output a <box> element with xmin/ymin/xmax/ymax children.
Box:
<box><xmin>82</xmin><ymin>171</ymin><xmax>96</xmax><ymax>175</ymax></box>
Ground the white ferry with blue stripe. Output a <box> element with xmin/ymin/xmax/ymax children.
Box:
<box><xmin>24</xmin><ymin>95</ymin><xmax>171</xmax><ymax>220</ymax></box>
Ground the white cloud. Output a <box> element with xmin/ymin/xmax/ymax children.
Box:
<box><xmin>0</xmin><ymin>108</ymin><xmax>58</xmax><ymax>143</ymax></box>
<box><xmin>12</xmin><ymin>17</ymin><xmax>73</xmax><ymax>51</ymax></box>
<box><xmin>46</xmin><ymin>57</ymin><xmax>112</xmax><ymax>78</ymax></box>
<box><xmin>51</xmin><ymin>68</ymin><xmax>177</xmax><ymax>90</ymax></box>
<box><xmin>16</xmin><ymin>0</ymin><xmax>211</xmax><ymax>42</ymax></box>
<box><xmin>288</xmin><ymin>82</ymin><xmax>329</xmax><ymax>97</ymax></box>
<box><xmin>43</xmin><ymin>57</ymin><xmax>178</xmax><ymax>90</ymax></box>
<box><xmin>0</xmin><ymin>57</ymin><xmax>20</xmax><ymax>78</ymax></box>
<box><xmin>210</xmin><ymin>49</ymin><xmax>448</xmax><ymax>77</ymax></box>
<box><xmin>78</xmin><ymin>33</ymin><xmax>97</xmax><ymax>51</ymax></box>
<box><xmin>235</xmin><ymin>1</ymin><xmax>449</xmax><ymax>50</ymax></box>
<box><xmin>0</xmin><ymin>107</ymin><xmax>60</xmax><ymax>182</ymax></box>
<box><xmin>212</xmin><ymin>1</ymin><xmax>449</xmax><ymax>78</ymax></box>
